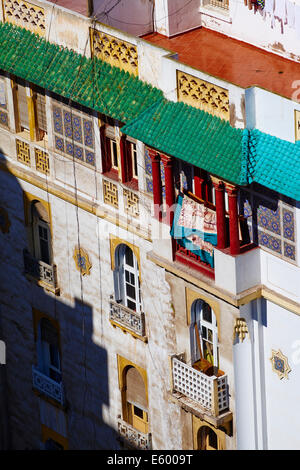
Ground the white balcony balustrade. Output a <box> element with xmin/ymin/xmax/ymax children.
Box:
<box><xmin>109</xmin><ymin>297</ymin><xmax>146</xmax><ymax>339</ymax></box>
<box><xmin>117</xmin><ymin>419</ymin><xmax>151</xmax><ymax>450</ymax></box>
<box><xmin>171</xmin><ymin>355</ymin><xmax>229</xmax><ymax>417</ymax></box>
<box><xmin>32</xmin><ymin>366</ymin><xmax>65</xmax><ymax>406</ymax></box>
<box><xmin>23</xmin><ymin>249</ymin><xmax>59</xmax><ymax>292</ymax></box>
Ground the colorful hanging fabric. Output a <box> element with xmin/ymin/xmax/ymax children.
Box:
<box><xmin>257</xmin><ymin>0</ymin><xmax>265</xmax><ymax>8</ymax></box>
<box><xmin>170</xmin><ymin>194</ymin><xmax>217</xmax><ymax>268</ymax></box>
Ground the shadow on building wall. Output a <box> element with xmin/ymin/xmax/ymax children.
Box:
<box><xmin>0</xmin><ymin>151</ymin><xmax>126</xmax><ymax>450</ymax></box>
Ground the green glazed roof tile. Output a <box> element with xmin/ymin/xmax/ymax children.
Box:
<box><xmin>0</xmin><ymin>21</ymin><xmax>163</xmax><ymax>123</ymax></box>
<box><xmin>122</xmin><ymin>99</ymin><xmax>245</xmax><ymax>185</ymax></box>
<box><xmin>1</xmin><ymin>22</ymin><xmax>300</xmax><ymax>200</ymax></box>
<box><xmin>246</xmin><ymin>129</ymin><xmax>300</xmax><ymax>201</ymax></box>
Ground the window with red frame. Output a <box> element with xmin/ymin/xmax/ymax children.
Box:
<box><xmin>120</xmin><ymin>136</ymin><xmax>139</xmax><ymax>190</ymax></box>
<box><xmin>100</xmin><ymin>124</ymin><xmax>119</xmax><ymax>180</ymax></box>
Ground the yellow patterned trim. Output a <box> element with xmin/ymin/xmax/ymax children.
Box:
<box><xmin>110</xmin><ymin>234</ymin><xmax>141</xmax><ymax>278</ymax></box>
<box><xmin>117</xmin><ymin>354</ymin><xmax>148</xmax><ymax>403</ymax></box>
<box><xmin>0</xmin><ymin>159</ymin><xmax>152</xmax><ymax>241</ymax></box>
<box><xmin>192</xmin><ymin>415</ymin><xmax>227</xmax><ymax>450</ymax></box>
<box><xmin>185</xmin><ymin>287</ymin><xmax>221</xmax><ymax>338</ymax></box>
<box><xmin>177</xmin><ymin>70</ymin><xmax>229</xmax><ymax>121</ymax></box>
<box><xmin>3</xmin><ymin>0</ymin><xmax>45</xmax><ymax>37</ymax></box>
<box><xmin>32</xmin><ymin>308</ymin><xmax>60</xmax><ymax>344</ymax></box>
<box><xmin>35</xmin><ymin>148</ymin><xmax>50</xmax><ymax>175</ymax></box>
<box><xmin>91</xmin><ymin>28</ymin><xmax>138</xmax><ymax>76</ymax></box>
<box><xmin>41</xmin><ymin>425</ymin><xmax>68</xmax><ymax>450</ymax></box>
<box><xmin>23</xmin><ymin>190</ymin><xmax>52</xmax><ymax>234</ymax></box>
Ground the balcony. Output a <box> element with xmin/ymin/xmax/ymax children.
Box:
<box><xmin>174</xmin><ymin>242</ymin><xmax>215</xmax><ymax>279</ymax></box>
<box><xmin>23</xmin><ymin>249</ymin><xmax>59</xmax><ymax>294</ymax></box>
<box><xmin>117</xmin><ymin>418</ymin><xmax>152</xmax><ymax>450</ymax></box>
<box><xmin>109</xmin><ymin>297</ymin><xmax>147</xmax><ymax>341</ymax></box>
<box><xmin>32</xmin><ymin>366</ymin><xmax>65</xmax><ymax>406</ymax></box>
<box><xmin>170</xmin><ymin>354</ymin><xmax>231</xmax><ymax>425</ymax></box>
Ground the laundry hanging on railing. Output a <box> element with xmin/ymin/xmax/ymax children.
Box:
<box><xmin>170</xmin><ymin>193</ymin><xmax>217</xmax><ymax>268</ymax></box>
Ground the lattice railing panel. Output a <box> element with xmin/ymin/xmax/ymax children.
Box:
<box><xmin>35</xmin><ymin>148</ymin><xmax>50</xmax><ymax>175</ymax></box>
<box><xmin>92</xmin><ymin>30</ymin><xmax>138</xmax><ymax>76</ymax></box>
<box><xmin>23</xmin><ymin>249</ymin><xmax>56</xmax><ymax>288</ymax></box>
<box><xmin>123</xmin><ymin>189</ymin><xmax>139</xmax><ymax>217</ymax></box>
<box><xmin>16</xmin><ymin>139</ymin><xmax>30</xmax><ymax>166</ymax></box>
<box><xmin>172</xmin><ymin>356</ymin><xmax>213</xmax><ymax>410</ymax></box>
<box><xmin>172</xmin><ymin>356</ymin><xmax>229</xmax><ymax>415</ymax></box>
<box><xmin>217</xmin><ymin>375</ymin><xmax>229</xmax><ymax>412</ymax></box>
<box><xmin>110</xmin><ymin>298</ymin><xmax>145</xmax><ymax>337</ymax></box>
<box><xmin>32</xmin><ymin>366</ymin><xmax>65</xmax><ymax>405</ymax></box>
<box><xmin>118</xmin><ymin>419</ymin><xmax>151</xmax><ymax>450</ymax></box>
<box><xmin>103</xmin><ymin>179</ymin><xmax>119</xmax><ymax>208</ymax></box>
<box><xmin>177</xmin><ymin>70</ymin><xmax>229</xmax><ymax>121</ymax></box>
<box><xmin>3</xmin><ymin>0</ymin><xmax>45</xmax><ymax>36</ymax></box>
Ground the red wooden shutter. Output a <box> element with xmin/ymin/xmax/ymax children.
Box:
<box><xmin>100</xmin><ymin>125</ymin><xmax>111</xmax><ymax>173</ymax></box>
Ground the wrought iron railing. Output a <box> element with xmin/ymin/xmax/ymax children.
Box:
<box><xmin>32</xmin><ymin>366</ymin><xmax>65</xmax><ymax>406</ymax></box>
<box><xmin>118</xmin><ymin>419</ymin><xmax>151</xmax><ymax>450</ymax></box>
<box><xmin>171</xmin><ymin>355</ymin><xmax>229</xmax><ymax>416</ymax></box>
<box><xmin>110</xmin><ymin>298</ymin><xmax>146</xmax><ymax>337</ymax></box>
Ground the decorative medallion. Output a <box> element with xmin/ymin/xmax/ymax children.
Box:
<box><xmin>73</xmin><ymin>247</ymin><xmax>92</xmax><ymax>276</ymax></box>
<box><xmin>0</xmin><ymin>207</ymin><xmax>10</xmax><ymax>233</ymax></box>
<box><xmin>270</xmin><ymin>349</ymin><xmax>291</xmax><ymax>380</ymax></box>
<box><xmin>233</xmin><ymin>318</ymin><xmax>249</xmax><ymax>343</ymax></box>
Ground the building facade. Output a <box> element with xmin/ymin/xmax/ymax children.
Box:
<box><xmin>0</xmin><ymin>0</ymin><xmax>300</xmax><ymax>450</ymax></box>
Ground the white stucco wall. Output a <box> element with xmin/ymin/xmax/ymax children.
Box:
<box><xmin>200</xmin><ymin>0</ymin><xmax>300</xmax><ymax>62</ymax></box>
<box><xmin>94</xmin><ymin>0</ymin><xmax>154</xmax><ymax>37</ymax></box>
<box><xmin>246</xmin><ymin>87</ymin><xmax>300</xmax><ymax>142</ymax></box>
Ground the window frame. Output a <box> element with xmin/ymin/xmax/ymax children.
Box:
<box><xmin>114</xmin><ymin>244</ymin><xmax>142</xmax><ymax>313</ymax></box>
<box><xmin>36</xmin><ymin>317</ymin><xmax>62</xmax><ymax>384</ymax></box>
<box><xmin>52</xmin><ymin>97</ymin><xmax>96</xmax><ymax>168</ymax></box>
<box><xmin>191</xmin><ymin>299</ymin><xmax>218</xmax><ymax>369</ymax></box>
<box><xmin>0</xmin><ymin>74</ymin><xmax>9</xmax><ymax>129</ymax></box>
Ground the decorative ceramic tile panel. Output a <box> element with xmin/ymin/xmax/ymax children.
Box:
<box><xmin>240</xmin><ymin>189</ymin><xmax>297</xmax><ymax>263</ymax></box>
<box><xmin>123</xmin><ymin>189</ymin><xmax>139</xmax><ymax>217</ymax></box>
<box><xmin>3</xmin><ymin>0</ymin><xmax>45</xmax><ymax>36</ymax></box>
<box><xmin>73</xmin><ymin>247</ymin><xmax>92</xmax><ymax>276</ymax></box>
<box><xmin>177</xmin><ymin>70</ymin><xmax>229</xmax><ymax>121</ymax></box>
<box><xmin>103</xmin><ymin>179</ymin><xmax>118</xmax><ymax>208</ymax></box>
<box><xmin>92</xmin><ymin>30</ymin><xmax>138</xmax><ymax>76</ymax></box>
<box><xmin>144</xmin><ymin>147</ymin><xmax>153</xmax><ymax>194</ymax></box>
<box><xmin>16</xmin><ymin>139</ymin><xmax>30</xmax><ymax>166</ymax></box>
<box><xmin>35</xmin><ymin>148</ymin><xmax>49</xmax><ymax>175</ymax></box>
<box><xmin>270</xmin><ymin>349</ymin><xmax>291</xmax><ymax>380</ymax></box>
<box><xmin>52</xmin><ymin>100</ymin><xmax>95</xmax><ymax>167</ymax></box>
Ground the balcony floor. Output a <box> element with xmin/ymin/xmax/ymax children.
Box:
<box><xmin>143</xmin><ymin>28</ymin><xmax>300</xmax><ymax>100</ymax></box>
<box><xmin>169</xmin><ymin>391</ymin><xmax>232</xmax><ymax>429</ymax></box>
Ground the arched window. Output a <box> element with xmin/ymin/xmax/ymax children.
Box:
<box><xmin>197</xmin><ymin>426</ymin><xmax>218</xmax><ymax>450</ymax></box>
<box><xmin>37</xmin><ymin>318</ymin><xmax>61</xmax><ymax>383</ymax></box>
<box><xmin>124</xmin><ymin>366</ymin><xmax>148</xmax><ymax>434</ymax></box>
<box><xmin>190</xmin><ymin>299</ymin><xmax>218</xmax><ymax>370</ymax></box>
<box><xmin>114</xmin><ymin>244</ymin><xmax>141</xmax><ymax>312</ymax></box>
<box><xmin>31</xmin><ymin>201</ymin><xmax>52</xmax><ymax>265</ymax></box>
